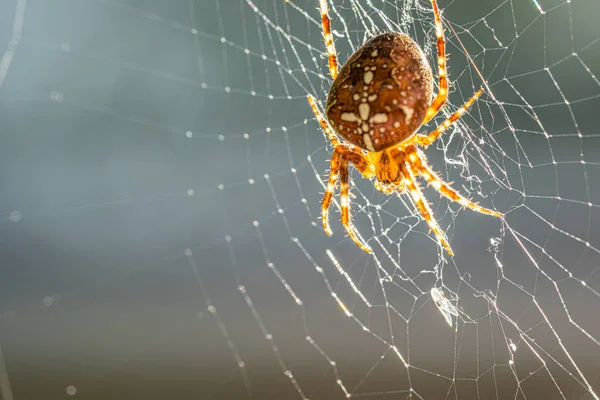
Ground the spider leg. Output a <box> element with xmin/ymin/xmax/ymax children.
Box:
<box><xmin>311</xmin><ymin>91</ymin><xmax>374</xmax><ymax>252</ymax></box>
<box><xmin>345</xmin><ymin>147</ymin><xmax>375</xmax><ymax>179</ymax></box>
<box><xmin>319</xmin><ymin>0</ymin><xmax>339</xmax><ymax>80</ymax></box>
<box><xmin>423</xmin><ymin>0</ymin><xmax>449</xmax><ymax>124</ymax></box>
<box><xmin>399</xmin><ymin>161</ymin><xmax>454</xmax><ymax>256</ymax></box>
<box><xmin>322</xmin><ymin>145</ymin><xmax>374</xmax><ymax>247</ymax></box>
<box><xmin>322</xmin><ymin>150</ymin><xmax>342</xmax><ymax>236</ymax></box>
<box><xmin>415</xmin><ymin>89</ymin><xmax>483</xmax><ymax>148</ymax></box>
<box><xmin>415</xmin><ymin>156</ymin><xmax>503</xmax><ymax>218</ymax></box>
<box><xmin>339</xmin><ymin>156</ymin><xmax>372</xmax><ymax>253</ymax></box>
<box><xmin>308</xmin><ymin>94</ymin><xmax>340</xmax><ymax>147</ymax></box>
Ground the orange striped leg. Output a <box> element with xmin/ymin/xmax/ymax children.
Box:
<box><xmin>339</xmin><ymin>157</ymin><xmax>372</xmax><ymax>253</ymax></box>
<box><xmin>416</xmin><ymin>89</ymin><xmax>483</xmax><ymax>148</ymax></box>
<box><xmin>416</xmin><ymin>160</ymin><xmax>503</xmax><ymax>218</ymax></box>
<box><xmin>322</xmin><ymin>145</ymin><xmax>374</xmax><ymax>237</ymax></box>
<box><xmin>423</xmin><ymin>0</ymin><xmax>448</xmax><ymax>124</ymax></box>
<box><xmin>308</xmin><ymin>94</ymin><xmax>340</xmax><ymax>147</ymax></box>
<box><xmin>345</xmin><ymin>148</ymin><xmax>375</xmax><ymax>180</ymax></box>
<box><xmin>399</xmin><ymin>162</ymin><xmax>453</xmax><ymax>256</ymax></box>
<box><xmin>319</xmin><ymin>0</ymin><xmax>338</xmax><ymax>79</ymax></box>
<box><xmin>322</xmin><ymin>151</ymin><xmax>341</xmax><ymax>236</ymax></box>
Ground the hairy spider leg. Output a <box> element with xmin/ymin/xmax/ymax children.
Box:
<box><xmin>309</xmin><ymin>92</ymin><xmax>374</xmax><ymax>178</ymax></box>
<box><xmin>399</xmin><ymin>161</ymin><xmax>454</xmax><ymax>255</ymax></box>
<box><xmin>308</xmin><ymin>94</ymin><xmax>340</xmax><ymax>147</ymax></box>
<box><xmin>321</xmin><ymin>145</ymin><xmax>374</xmax><ymax>248</ymax></box>
<box><xmin>339</xmin><ymin>156</ymin><xmax>372</xmax><ymax>253</ymax></box>
<box><xmin>319</xmin><ymin>0</ymin><xmax>338</xmax><ymax>79</ymax></box>
<box><xmin>321</xmin><ymin>150</ymin><xmax>341</xmax><ymax>236</ymax></box>
<box><xmin>310</xmin><ymin>92</ymin><xmax>375</xmax><ymax>249</ymax></box>
<box><xmin>414</xmin><ymin>157</ymin><xmax>503</xmax><ymax>218</ymax></box>
<box><xmin>423</xmin><ymin>0</ymin><xmax>449</xmax><ymax>125</ymax></box>
<box><xmin>416</xmin><ymin>89</ymin><xmax>483</xmax><ymax>147</ymax></box>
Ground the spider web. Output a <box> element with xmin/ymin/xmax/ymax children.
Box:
<box><xmin>0</xmin><ymin>0</ymin><xmax>599</xmax><ymax>399</ymax></box>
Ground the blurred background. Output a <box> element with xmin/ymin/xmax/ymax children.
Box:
<box><xmin>1</xmin><ymin>0</ymin><xmax>599</xmax><ymax>399</ymax></box>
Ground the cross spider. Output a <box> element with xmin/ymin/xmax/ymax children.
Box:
<box><xmin>308</xmin><ymin>0</ymin><xmax>502</xmax><ymax>255</ymax></box>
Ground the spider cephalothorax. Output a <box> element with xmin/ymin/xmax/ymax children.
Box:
<box><xmin>308</xmin><ymin>0</ymin><xmax>502</xmax><ymax>255</ymax></box>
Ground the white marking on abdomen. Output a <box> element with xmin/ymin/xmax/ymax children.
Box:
<box><xmin>399</xmin><ymin>105</ymin><xmax>414</xmax><ymax>124</ymax></box>
<box><xmin>341</xmin><ymin>112</ymin><xmax>359</xmax><ymax>122</ymax></box>
<box><xmin>370</xmin><ymin>113</ymin><xmax>388</xmax><ymax>124</ymax></box>
<box><xmin>363</xmin><ymin>134</ymin><xmax>375</xmax><ymax>151</ymax></box>
<box><xmin>364</xmin><ymin>71</ymin><xmax>374</xmax><ymax>85</ymax></box>
<box><xmin>358</xmin><ymin>103</ymin><xmax>370</xmax><ymax>120</ymax></box>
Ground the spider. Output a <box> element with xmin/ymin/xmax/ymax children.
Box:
<box><xmin>308</xmin><ymin>0</ymin><xmax>502</xmax><ymax>255</ymax></box>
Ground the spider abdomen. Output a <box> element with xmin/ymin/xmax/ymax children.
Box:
<box><xmin>326</xmin><ymin>32</ymin><xmax>433</xmax><ymax>152</ymax></box>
